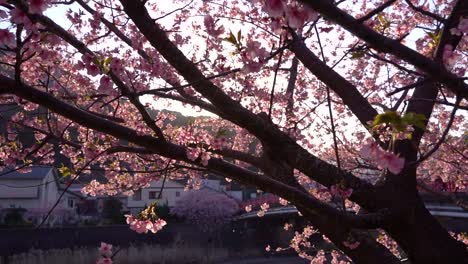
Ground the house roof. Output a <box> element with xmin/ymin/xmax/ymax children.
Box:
<box><xmin>0</xmin><ymin>166</ymin><xmax>53</xmax><ymax>180</ymax></box>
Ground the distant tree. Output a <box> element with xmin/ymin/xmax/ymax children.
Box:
<box><xmin>172</xmin><ymin>189</ymin><xmax>239</xmax><ymax>233</ymax></box>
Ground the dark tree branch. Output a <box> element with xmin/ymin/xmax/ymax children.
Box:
<box><xmin>289</xmin><ymin>34</ymin><xmax>378</xmax><ymax>127</ymax></box>
<box><xmin>387</xmin><ymin>79</ymin><xmax>428</xmax><ymax>96</ymax></box>
<box><xmin>356</xmin><ymin>0</ymin><xmax>397</xmax><ymax>23</ymax></box>
<box><xmin>408</xmin><ymin>98</ymin><xmax>468</xmax><ymax>111</ymax></box>
<box><xmin>268</xmin><ymin>37</ymin><xmax>284</xmax><ymax>119</ymax></box>
<box><xmin>299</xmin><ymin>0</ymin><xmax>468</xmax><ymax>99</ymax></box>
<box><xmin>285</xmin><ymin>57</ymin><xmax>299</xmax><ymax>113</ymax></box>
<box><xmin>414</xmin><ymin>96</ymin><xmax>461</xmax><ymax>164</ymax></box>
<box><xmin>314</xmin><ymin>25</ymin><xmax>342</xmax><ymax>171</ymax></box>
<box><xmin>403</xmin><ymin>0</ymin><xmax>446</xmax><ymax>23</ymax></box>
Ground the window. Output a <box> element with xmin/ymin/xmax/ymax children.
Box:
<box><xmin>175</xmin><ymin>191</ymin><xmax>180</xmax><ymax>197</ymax></box>
<box><xmin>68</xmin><ymin>198</ymin><xmax>74</xmax><ymax>208</ymax></box>
<box><xmin>149</xmin><ymin>191</ymin><xmax>159</xmax><ymax>199</ymax></box>
<box><xmin>133</xmin><ymin>189</ymin><xmax>142</xmax><ymax>201</ymax></box>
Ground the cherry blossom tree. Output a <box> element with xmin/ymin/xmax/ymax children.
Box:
<box><xmin>0</xmin><ymin>0</ymin><xmax>467</xmax><ymax>263</ymax></box>
<box><xmin>171</xmin><ymin>188</ymin><xmax>240</xmax><ymax>233</ymax></box>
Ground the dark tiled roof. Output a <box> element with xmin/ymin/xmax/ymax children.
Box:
<box><xmin>0</xmin><ymin>166</ymin><xmax>53</xmax><ymax>180</ymax></box>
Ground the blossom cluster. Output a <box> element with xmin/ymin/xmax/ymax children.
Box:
<box><xmin>124</xmin><ymin>202</ymin><xmax>167</xmax><ymax>234</ymax></box>
<box><xmin>258</xmin><ymin>0</ymin><xmax>318</xmax><ymax>29</ymax></box>
<box><xmin>360</xmin><ymin>140</ymin><xmax>405</xmax><ymax>175</ymax></box>
<box><xmin>290</xmin><ymin>226</ymin><xmax>317</xmax><ymax>261</ymax></box>
<box><xmin>96</xmin><ymin>242</ymin><xmax>113</xmax><ymax>264</ymax></box>
<box><xmin>238</xmin><ymin>1</ymin><xmax>318</xmax><ymax>72</ymax></box>
<box><xmin>125</xmin><ymin>215</ymin><xmax>167</xmax><ymax>234</ymax></box>
<box><xmin>450</xmin><ymin>18</ymin><xmax>468</xmax><ymax>36</ymax></box>
<box><xmin>257</xmin><ymin>202</ymin><xmax>270</xmax><ymax>217</ymax></box>
<box><xmin>204</xmin><ymin>15</ymin><xmax>224</xmax><ymax>37</ymax></box>
<box><xmin>76</xmin><ymin>53</ymin><xmax>100</xmax><ymax>76</ymax></box>
<box><xmin>241</xmin><ymin>40</ymin><xmax>269</xmax><ymax>73</ymax></box>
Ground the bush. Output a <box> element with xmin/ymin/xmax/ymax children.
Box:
<box><xmin>155</xmin><ymin>203</ymin><xmax>171</xmax><ymax>219</ymax></box>
<box><xmin>102</xmin><ymin>198</ymin><xmax>125</xmax><ymax>224</ymax></box>
<box><xmin>3</xmin><ymin>208</ymin><xmax>31</xmax><ymax>227</ymax></box>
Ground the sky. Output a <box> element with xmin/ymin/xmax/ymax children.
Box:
<box><xmin>42</xmin><ymin>2</ymin><xmax>216</xmax><ymax>117</ymax></box>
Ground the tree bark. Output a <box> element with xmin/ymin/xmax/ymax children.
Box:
<box><xmin>385</xmin><ymin>197</ymin><xmax>468</xmax><ymax>263</ymax></box>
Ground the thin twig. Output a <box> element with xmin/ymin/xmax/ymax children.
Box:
<box><xmin>414</xmin><ymin>95</ymin><xmax>461</xmax><ymax>165</ymax></box>
<box><xmin>387</xmin><ymin>79</ymin><xmax>429</xmax><ymax>96</ymax></box>
<box><xmin>268</xmin><ymin>36</ymin><xmax>284</xmax><ymax>119</ymax></box>
<box><xmin>157</xmin><ymin>159</ymin><xmax>172</xmax><ymax>200</ymax></box>
<box><xmin>356</xmin><ymin>0</ymin><xmax>397</xmax><ymax>23</ymax></box>
<box><xmin>314</xmin><ymin>25</ymin><xmax>344</xmax><ymax>210</ymax></box>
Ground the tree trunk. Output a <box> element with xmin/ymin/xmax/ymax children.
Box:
<box><xmin>386</xmin><ymin>197</ymin><xmax>468</xmax><ymax>264</ymax></box>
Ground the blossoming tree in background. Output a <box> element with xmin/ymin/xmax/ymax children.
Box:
<box><xmin>0</xmin><ymin>0</ymin><xmax>467</xmax><ymax>263</ymax></box>
<box><xmin>172</xmin><ymin>189</ymin><xmax>239</xmax><ymax>233</ymax></box>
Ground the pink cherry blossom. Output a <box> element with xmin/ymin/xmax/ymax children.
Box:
<box><xmin>87</xmin><ymin>64</ymin><xmax>101</xmax><ymax>76</ymax></box>
<box><xmin>242</xmin><ymin>41</ymin><xmax>268</xmax><ymax>72</ymax></box>
<box><xmin>263</xmin><ymin>0</ymin><xmax>284</xmax><ymax>18</ymax></box>
<box><xmin>186</xmin><ymin>147</ymin><xmax>200</xmax><ymax>161</ymax></box>
<box><xmin>110</xmin><ymin>58</ymin><xmax>124</xmax><ymax>75</ymax></box>
<box><xmin>82</xmin><ymin>53</ymin><xmax>94</xmax><ymax>65</ymax></box>
<box><xmin>99</xmin><ymin>242</ymin><xmax>112</xmax><ymax>257</ymax></box>
<box><xmin>28</xmin><ymin>0</ymin><xmax>49</xmax><ymax>14</ymax></box>
<box><xmin>279</xmin><ymin>197</ymin><xmax>289</xmax><ymax>206</ymax></box>
<box><xmin>10</xmin><ymin>8</ymin><xmax>31</xmax><ymax>25</ymax></box>
<box><xmin>98</xmin><ymin>76</ymin><xmax>113</xmax><ymax>93</ymax></box>
<box><xmin>0</xmin><ymin>29</ymin><xmax>15</xmax><ymax>46</ymax></box>
<box><xmin>203</xmin><ymin>15</ymin><xmax>224</xmax><ymax>37</ymax></box>
<box><xmin>360</xmin><ymin>141</ymin><xmax>383</xmax><ymax>160</ymax></box>
<box><xmin>257</xmin><ymin>210</ymin><xmax>266</xmax><ymax>217</ymax></box>
<box><xmin>200</xmin><ymin>151</ymin><xmax>211</xmax><ymax>166</ymax></box>
<box><xmin>125</xmin><ymin>214</ymin><xmax>166</xmax><ymax>234</ymax></box>
<box><xmin>96</xmin><ymin>257</ymin><xmax>113</xmax><ymax>264</ymax></box>
<box><xmin>360</xmin><ymin>140</ymin><xmax>405</xmax><ymax>174</ymax></box>
<box><xmin>450</xmin><ymin>18</ymin><xmax>468</xmax><ymax>36</ymax></box>
<box><xmin>379</xmin><ymin>152</ymin><xmax>405</xmax><ymax>174</ymax></box>
<box><xmin>285</xmin><ymin>5</ymin><xmax>308</xmax><ymax>29</ymax></box>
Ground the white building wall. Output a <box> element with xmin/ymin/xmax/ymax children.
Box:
<box><xmin>0</xmin><ymin>170</ymin><xmax>73</xmax><ymax>210</ymax></box>
<box><xmin>0</xmin><ymin>179</ymin><xmax>42</xmax><ymax>209</ymax></box>
<box><xmin>127</xmin><ymin>179</ymin><xmax>186</xmax><ymax>212</ymax></box>
<box><xmin>227</xmin><ymin>191</ymin><xmax>243</xmax><ymax>201</ymax></box>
